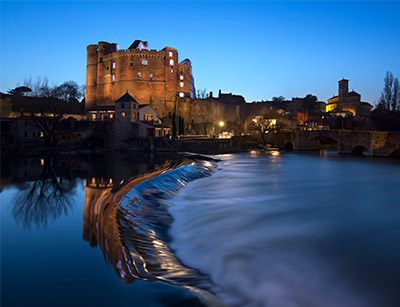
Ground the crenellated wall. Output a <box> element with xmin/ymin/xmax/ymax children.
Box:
<box><xmin>86</xmin><ymin>42</ymin><xmax>192</xmax><ymax>117</ymax></box>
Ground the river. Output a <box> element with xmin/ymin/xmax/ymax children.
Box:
<box><xmin>1</xmin><ymin>151</ymin><xmax>400</xmax><ymax>306</ymax></box>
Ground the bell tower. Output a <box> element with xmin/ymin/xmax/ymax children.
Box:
<box><xmin>338</xmin><ymin>79</ymin><xmax>349</xmax><ymax>101</ymax></box>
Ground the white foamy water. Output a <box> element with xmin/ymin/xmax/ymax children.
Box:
<box><xmin>168</xmin><ymin>152</ymin><xmax>400</xmax><ymax>307</ymax></box>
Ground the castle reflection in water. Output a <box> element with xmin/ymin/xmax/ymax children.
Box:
<box><xmin>1</xmin><ymin>152</ymin><xmax>182</xmax><ymax>284</ymax></box>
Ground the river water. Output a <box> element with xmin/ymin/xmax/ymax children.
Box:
<box><xmin>1</xmin><ymin>151</ymin><xmax>400</xmax><ymax>306</ymax></box>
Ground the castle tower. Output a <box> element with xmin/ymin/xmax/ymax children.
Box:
<box><xmin>86</xmin><ymin>45</ymin><xmax>99</xmax><ymax>110</ymax></box>
<box><xmin>85</xmin><ymin>40</ymin><xmax>193</xmax><ymax>117</ymax></box>
<box><xmin>338</xmin><ymin>79</ymin><xmax>349</xmax><ymax>102</ymax></box>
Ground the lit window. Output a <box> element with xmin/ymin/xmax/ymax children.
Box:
<box><xmin>133</xmin><ymin>112</ymin><xmax>136</xmax><ymax>119</ymax></box>
<box><xmin>40</xmin><ymin>159</ymin><xmax>44</xmax><ymax>166</ymax></box>
<box><xmin>171</xmin><ymin>69</ymin><xmax>173</xmax><ymax>74</ymax></box>
<box><xmin>138</xmin><ymin>72</ymin><xmax>141</xmax><ymax>77</ymax></box>
<box><xmin>180</xmin><ymin>82</ymin><xmax>184</xmax><ymax>87</ymax></box>
<box><xmin>180</xmin><ymin>75</ymin><xmax>184</xmax><ymax>80</ymax></box>
<box><xmin>112</xmin><ymin>74</ymin><xmax>115</xmax><ymax>82</ymax></box>
<box><xmin>169</xmin><ymin>51</ymin><xmax>173</xmax><ymax>57</ymax></box>
<box><xmin>179</xmin><ymin>92</ymin><xmax>184</xmax><ymax>97</ymax></box>
<box><xmin>150</xmin><ymin>73</ymin><xmax>153</xmax><ymax>78</ymax></box>
<box><xmin>170</xmin><ymin>59</ymin><xmax>174</xmax><ymax>66</ymax></box>
<box><xmin>91</xmin><ymin>113</ymin><xmax>96</xmax><ymax>121</ymax></box>
<box><xmin>140</xmin><ymin>60</ymin><xmax>148</xmax><ymax>65</ymax></box>
<box><xmin>112</xmin><ymin>61</ymin><xmax>116</xmax><ymax>69</ymax></box>
<box><xmin>110</xmin><ymin>113</ymin><xmax>114</xmax><ymax>119</ymax></box>
<box><xmin>121</xmin><ymin>112</ymin><xmax>126</xmax><ymax>118</ymax></box>
<box><xmin>144</xmin><ymin>113</ymin><xmax>153</xmax><ymax>121</ymax></box>
<box><xmin>40</xmin><ymin>131</ymin><xmax>44</xmax><ymax>138</ymax></box>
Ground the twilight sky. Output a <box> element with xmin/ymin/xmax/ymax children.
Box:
<box><xmin>1</xmin><ymin>1</ymin><xmax>400</xmax><ymax>105</ymax></box>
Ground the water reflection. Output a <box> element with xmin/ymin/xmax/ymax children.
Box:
<box><xmin>81</xmin><ymin>159</ymin><xmax>218</xmax><ymax>291</ymax></box>
<box><xmin>1</xmin><ymin>153</ymin><xmax>179</xmax><ymax>230</ymax></box>
<box><xmin>11</xmin><ymin>159</ymin><xmax>77</xmax><ymax>229</ymax></box>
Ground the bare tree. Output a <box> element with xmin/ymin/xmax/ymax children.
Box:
<box><xmin>31</xmin><ymin>107</ymin><xmax>65</xmax><ymax>145</ymax></box>
<box><xmin>196</xmin><ymin>88</ymin><xmax>209</xmax><ymax>99</ymax></box>
<box><xmin>20</xmin><ymin>77</ymin><xmax>84</xmax><ymax>102</ymax></box>
<box><xmin>12</xmin><ymin>163</ymin><xmax>75</xmax><ymax>229</ymax></box>
<box><xmin>52</xmin><ymin>81</ymin><xmax>82</xmax><ymax>102</ymax></box>
<box><xmin>251</xmin><ymin>115</ymin><xmax>277</xmax><ymax>147</ymax></box>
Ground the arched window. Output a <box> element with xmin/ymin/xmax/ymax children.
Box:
<box><xmin>121</xmin><ymin>102</ymin><xmax>125</xmax><ymax>109</ymax></box>
<box><xmin>121</xmin><ymin>112</ymin><xmax>126</xmax><ymax>118</ymax></box>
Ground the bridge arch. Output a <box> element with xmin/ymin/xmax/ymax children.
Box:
<box><xmin>351</xmin><ymin>145</ymin><xmax>369</xmax><ymax>155</ymax></box>
<box><xmin>389</xmin><ymin>148</ymin><xmax>400</xmax><ymax>158</ymax></box>
<box><xmin>283</xmin><ymin>142</ymin><xmax>293</xmax><ymax>151</ymax></box>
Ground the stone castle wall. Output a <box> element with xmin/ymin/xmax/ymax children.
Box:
<box><xmin>86</xmin><ymin>42</ymin><xmax>192</xmax><ymax>117</ymax></box>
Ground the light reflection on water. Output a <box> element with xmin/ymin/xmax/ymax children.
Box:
<box><xmin>1</xmin><ymin>151</ymin><xmax>400</xmax><ymax>307</ymax></box>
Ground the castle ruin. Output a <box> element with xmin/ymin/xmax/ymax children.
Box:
<box><xmin>86</xmin><ymin>40</ymin><xmax>195</xmax><ymax>117</ymax></box>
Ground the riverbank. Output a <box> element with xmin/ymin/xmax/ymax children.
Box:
<box><xmin>1</xmin><ymin>136</ymin><xmax>243</xmax><ymax>158</ymax></box>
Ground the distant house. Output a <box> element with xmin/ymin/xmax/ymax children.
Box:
<box><xmin>0</xmin><ymin>93</ymin><xmax>86</xmax><ymax>148</ymax></box>
<box><xmin>87</xmin><ymin>91</ymin><xmax>170</xmax><ymax>137</ymax></box>
<box><xmin>326</xmin><ymin>79</ymin><xmax>372</xmax><ymax>116</ymax></box>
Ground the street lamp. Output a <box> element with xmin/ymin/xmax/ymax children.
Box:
<box><xmin>219</xmin><ymin>121</ymin><xmax>224</xmax><ymax>127</ymax></box>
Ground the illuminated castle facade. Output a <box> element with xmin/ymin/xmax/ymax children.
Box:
<box><xmin>86</xmin><ymin>40</ymin><xmax>195</xmax><ymax>117</ymax></box>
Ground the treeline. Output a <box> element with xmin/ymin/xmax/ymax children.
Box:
<box><xmin>370</xmin><ymin>71</ymin><xmax>400</xmax><ymax>131</ymax></box>
<box><xmin>8</xmin><ymin>76</ymin><xmax>85</xmax><ymax>103</ymax></box>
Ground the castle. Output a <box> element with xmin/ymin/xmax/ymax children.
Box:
<box><xmin>86</xmin><ymin>40</ymin><xmax>195</xmax><ymax>117</ymax></box>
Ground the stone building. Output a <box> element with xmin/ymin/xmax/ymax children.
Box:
<box><xmin>326</xmin><ymin>79</ymin><xmax>372</xmax><ymax>116</ymax></box>
<box><xmin>87</xmin><ymin>92</ymin><xmax>170</xmax><ymax>138</ymax></box>
<box><xmin>86</xmin><ymin>40</ymin><xmax>195</xmax><ymax>117</ymax></box>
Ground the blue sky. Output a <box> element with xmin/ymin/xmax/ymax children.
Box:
<box><xmin>1</xmin><ymin>1</ymin><xmax>400</xmax><ymax>104</ymax></box>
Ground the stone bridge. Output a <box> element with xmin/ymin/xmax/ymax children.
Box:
<box><xmin>283</xmin><ymin>129</ymin><xmax>400</xmax><ymax>157</ymax></box>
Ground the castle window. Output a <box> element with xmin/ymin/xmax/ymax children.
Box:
<box><xmin>140</xmin><ymin>60</ymin><xmax>148</xmax><ymax>65</ymax></box>
<box><xmin>180</xmin><ymin>75</ymin><xmax>184</xmax><ymax>80</ymax></box>
<box><xmin>40</xmin><ymin>131</ymin><xmax>44</xmax><ymax>138</ymax></box>
<box><xmin>109</xmin><ymin>113</ymin><xmax>114</xmax><ymax>119</ymax></box>
<box><xmin>133</xmin><ymin>112</ymin><xmax>136</xmax><ymax>119</ymax></box>
<box><xmin>121</xmin><ymin>112</ymin><xmax>126</xmax><ymax>118</ymax></box>
<box><xmin>179</xmin><ymin>92</ymin><xmax>184</xmax><ymax>97</ymax></box>
<box><xmin>121</xmin><ymin>103</ymin><xmax>125</xmax><ymax>109</ymax></box>
<box><xmin>112</xmin><ymin>74</ymin><xmax>115</xmax><ymax>82</ymax></box>
<box><xmin>107</xmin><ymin>66</ymin><xmax>109</xmax><ymax>70</ymax></box>
<box><xmin>180</xmin><ymin>82</ymin><xmax>184</xmax><ymax>87</ymax></box>
<box><xmin>150</xmin><ymin>73</ymin><xmax>153</xmax><ymax>78</ymax></box>
<box><xmin>171</xmin><ymin>69</ymin><xmax>173</xmax><ymax>74</ymax></box>
<box><xmin>91</xmin><ymin>113</ymin><xmax>96</xmax><ymax>121</ymax></box>
<box><xmin>112</xmin><ymin>61</ymin><xmax>116</xmax><ymax>69</ymax></box>
<box><xmin>138</xmin><ymin>72</ymin><xmax>141</xmax><ymax>77</ymax></box>
<box><xmin>130</xmin><ymin>63</ymin><xmax>133</xmax><ymax>66</ymax></box>
<box><xmin>100</xmin><ymin>57</ymin><xmax>103</xmax><ymax>63</ymax></box>
<box><xmin>169</xmin><ymin>51</ymin><xmax>173</xmax><ymax>57</ymax></box>
<box><xmin>170</xmin><ymin>59</ymin><xmax>174</xmax><ymax>66</ymax></box>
